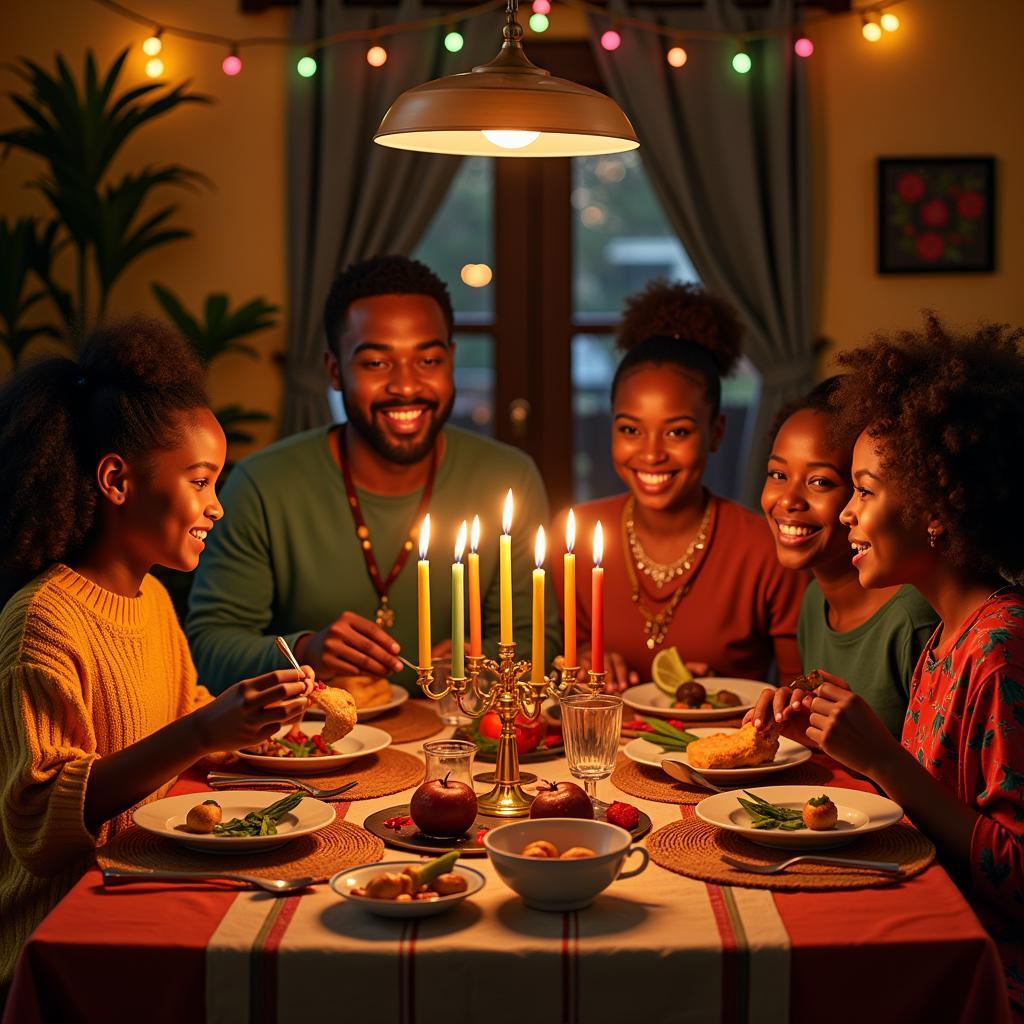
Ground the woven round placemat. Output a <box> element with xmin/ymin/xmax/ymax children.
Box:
<box><xmin>646</xmin><ymin>817</ymin><xmax>934</xmax><ymax>891</ymax></box>
<box><xmin>371</xmin><ymin>699</ymin><xmax>444</xmax><ymax>744</ymax></box>
<box><xmin>611</xmin><ymin>755</ymin><xmax>833</xmax><ymax>805</ymax></box>
<box><xmin>97</xmin><ymin>811</ymin><xmax>384</xmax><ymax>881</ymax></box>
<box><xmin>223</xmin><ymin>748</ymin><xmax>424</xmax><ymax>801</ymax></box>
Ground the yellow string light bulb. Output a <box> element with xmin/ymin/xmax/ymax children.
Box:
<box><xmin>880</xmin><ymin>12</ymin><xmax>901</xmax><ymax>32</ymax></box>
<box><xmin>367</xmin><ymin>45</ymin><xmax>388</xmax><ymax>67</ymax></box>
<box><xmin>862</xmin><ymin>18</ymin><xmax>883</xmax><ymax>42</ymax></box>
<box><xmin>667</xmin><ymin>46</ymin><xmax>688</xmax><ymax>68</ymax></box>
<box><xmin>142</xmin><ymin>32</ymin><xmax>162</xmax><ymax>57</ymax></box>
<box><xmin>144</xmin><ymin>57</ymin><xmax>165</xmax><ymax>78</ymax></box>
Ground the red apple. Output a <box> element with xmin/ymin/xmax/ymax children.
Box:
<box><xmin>529</xmin><ymin>780</ymin><xmax>594</xmax><ymax>820</ymax></box>
<box><xmin>478</xmin><ymin>712</ymin><xmax>547</xmax><ymax>755</ymax></box>
<box><xmin>410</xmin><ymin>773</ymin><xmax>478</xmax><ymax>837</ymax></box>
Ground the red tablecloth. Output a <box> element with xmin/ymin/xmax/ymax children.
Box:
<box><xmin>4</xmin><ymin>754</ymin><xmax>1011</xmax><ymax>1024</ymax></box>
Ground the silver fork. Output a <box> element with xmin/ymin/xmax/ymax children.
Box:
<box><xmin>206</xmin><ymin>772</ymin><xmax>358</xmax><ymax>799</ymax></box>
<box><xmin>101</xmin><ymin>867</ymin><xmax>319</xmax><ymax>894</ymax></box>
<box><xmin>721</xmin><ymin>853</ymin><xmax>902</xmax><ymax>875</ymax></box>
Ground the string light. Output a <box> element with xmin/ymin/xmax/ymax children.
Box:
<box><xmin>141</xmin><ymin>30</ymin><xmax>163</xmax><ymax>57</ymax></box>
<box><xmin>144</xmin><ymin>57</ymin><xmax>164</xmax><ymax>78</ymax></box>
<box><xmin>529</xmin><ymin>12</ymin><xmax>549</xmax><ymax>32</ymax></box>
<box><xmin>732</xmin><ymin>50</ymin><xmax>752</xmax><ymax>74</ymax></box>
<box><xmin>794</xmin><ymin>34</ymin><xmax>814</xmax><ymax>58</ymax></box>
<box><xmin>880</xmin><ymin>11</ymin><xmax>901</xmax><ymax>32</ymax></box>
<box><xmin>532</xmin><ymin>0</ymin><xmax>551</xmax><ymax>13</ymax></box>
<box><xmin>444</xmin><ymin>30</ymin><xmax>464</xmax><ymax>52</ymax></box>
<box><xmin>862</xmin><ymin>17</ymin><xmax>883</xmax><ymax>42</ymax></box>
<box><xmin>600</xmin><ymin>29</ymin><xmax>621</xmax><ymax>51</ymax></box>
<box><xmin>366</xmin><ymin>44</ymin><xmax>388</xmax><ymax>67</ymax></box>
<box><xmin>222</xmin><ymin>48</ymin><xmax>242</xmax><ymax>76</ymax></box>
<box><xmin>296</xmin><ymin>55</ymin><xmax>317</xmax><ymax>78</ymax></box>
<box><xmin>666</xmin><ymin>46</ymin><xmax>687</xmax><ymax>68</ymax></box>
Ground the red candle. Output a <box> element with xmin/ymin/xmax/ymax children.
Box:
<box><xmin>591</xmin><ymin>521</ymin><xmax>604</xmax><ymax>674</ymax></box>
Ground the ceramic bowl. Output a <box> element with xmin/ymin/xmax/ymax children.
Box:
<box><xmin>483</xmin><ymin>818</ymin><xmax>648</xmax><ymax>911</ymax></box>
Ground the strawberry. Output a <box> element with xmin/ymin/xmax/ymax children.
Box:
<box><xmin>605</xmin><ymin>801</ymin><xmax>641</xmax><ymax>830</ymax></box>
<box><xmin>474</xmin><ymin>827</ymin><xmax>491</xmax><ymax>844</ymax></box>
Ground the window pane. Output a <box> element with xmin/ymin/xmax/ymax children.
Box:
<box><xmin>451</xmin><ymin>332</ymin><xmax>495</xmax><ymax>436</ymax></box>
<box><xmin>573</xmin><ymin>153</ymin><xmax>697</xmax><ymax>319</ymax></box>
<box><xmin>414</xmin><ymin>157</ymin><xmax>494</xmax><ymax>318</ymax></box>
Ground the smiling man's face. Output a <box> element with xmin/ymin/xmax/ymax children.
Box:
<box><xmin>326</xmin><ymin>293</ymin><xmax>455</xmax><ymax>465</ymax></box>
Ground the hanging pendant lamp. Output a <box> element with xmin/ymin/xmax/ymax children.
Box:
<box><xmin>374</xmin><ymin>0</ymin><xmax>639</xmax><ymax>158</ymax></box>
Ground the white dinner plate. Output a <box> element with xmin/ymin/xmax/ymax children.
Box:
<box><xmin>330</xmin><ymin>860</ymin><xmax>485</xmax><ymax>917</ymax></box>
<box><xmin>695</xmin><ymin>785</ymin><xmax>904</xmax><ymax>850</ymax></box>
<box><xmin>305</xmin><ymin>684</ymin><xmax>409</xmax><ymax>721</ymax></box>
<box><xmin>132</xmin><ymin>790</ymin><xmax>335</xmax><ymax>853</ymax></box>
<box><xmin>622</xmin><ymin>678</ymin><xmax>773</xmax><ymax>721</ymax></box>
<box><xmin>236</xmin><ymin>721</ymin><xmax>391</xmax><ymax>774</ymax></box>
<box><xmin>623</xmin><ymin>727</ymin><xmax>812</xmax><ymax>784</ymax></box>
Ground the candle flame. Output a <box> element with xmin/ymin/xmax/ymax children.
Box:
<box><xmin>593</xmin><ymin>520</ymin><xmax>603</xmax><ymax>567</ymax></box>
<box><xmin>566</xmin><ymin>508</ymin><xmax>576</xmax><ymax>553</ymax></box>
<box><xmin>470</xmin><ymin>514</ymin><xmax>481</xmax><ymax>553</ymax></box>
<box><xmin>455</xmin><ymin>520</ymin><xmax>467</xmax><ymax>563</ymax></box>
<box><xmin>502</xmin><ymin>489</ymin><xmax>513</xmax><ymax>535</ymax></box>
<box><xmin>419</xmin><ymin>514</ymin><xmax>431</xmax><ymax>560</ymax></box>
<box><xmin>535</xmin><ymin>525</ymin><xmax>546</xmax><ymax>568</ymax></box>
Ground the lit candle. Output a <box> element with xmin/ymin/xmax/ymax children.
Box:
<box><xmin>564</xmin><ymin>509</ymin><xmax>576</xmax><ymax>666</ymax></box>
<box><xmin>468</xmin><ymin>515</ymin><xmax>482</xmax><ymax>658</ymax></box>
<box><xmin>591</xmin><ymin>521</ymin><xmax>604</xmax><ymax>674</ymax></box>
<box><xmin>452</xmin><ymin>521</ymin><xmax>467</xmax><ymax>678</ymax></box>
<box><xmin>532</xmin><ymin>526</ymin><xmax>546</xmax><ymax>684</ymax></box>
<box><xmin>500</xmin><ymin>489</ymin><xmax>513</xmax><ymax>644</ymax></box>
<box><xmin>418</xmin><ymin>514</ymin><xmax>431</xmax><ymax>668</ymax></box>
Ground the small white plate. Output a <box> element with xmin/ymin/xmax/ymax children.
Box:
<box><xmin>624</xmin><ymin>727</ymin><xmax>812</xmax><ymax>784</ymax></box>
<box><xmin>305</xmin><ymin>684</ymin><xmax>409</xmax><ymax>721</ymax></box>
<box><xmin>133</xmin><ymin>790</ymin><xmax>335</xmax><ymax>853</ymax></box>
<box><xmin>236</xmin><ymin>721</ymin><xmax>391</xmax><ymax>774</ymax></box>
<box><xmin>622</xmin><ymin>678</ymin><xmax>773</xmax><ymax>721</ymax></box>
<box><xmin>696</xmin><ymin>785</ymin><xmax>903</xmax><ymax>850</ymax></box>
<box><xmin>330</xmin><ymin>860</ymin><xmax>485</xmax><ymax>917</ymax></box>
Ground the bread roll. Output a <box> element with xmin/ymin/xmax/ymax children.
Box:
<box><xmin>331</xmin><ymin>674</ymin><xmax>391</xmax><ymax>708</ymax></box>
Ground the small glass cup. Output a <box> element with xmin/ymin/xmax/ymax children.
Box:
<box><xmin>421</xmin><ymin>739</ymin><xmax>477</xmax><ymax>791</ymax></box>
<box><xmin>559</xmin><ymin>693</ymin><xmax>623</xmax><ymax>812</ymax></box>
<box><xmin>431</xmin><ymin>656</ymin><xmax>471</xmax><ymax>726</ymax></box>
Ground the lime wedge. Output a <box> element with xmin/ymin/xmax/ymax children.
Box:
<box><xmin>652</xmin><ymin>646</ymin><xmax>693</xmax><ymax>696</ymax></box>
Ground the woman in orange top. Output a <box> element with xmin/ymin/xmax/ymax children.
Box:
<box><xmin>553</xmin><ymin>281</ymin><xmax>806</xmax><ymax>690</ymax></box>
<box><xmin>0</xmin><ymin>318</ymin><xmax>314</xmax><ymax>997</ymax></box>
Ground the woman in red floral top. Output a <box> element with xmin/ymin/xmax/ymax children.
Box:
<box><xmin>747</xmin><ymin>315</ymin><xmax>1024</xmax><ymax>1016</ymax></box>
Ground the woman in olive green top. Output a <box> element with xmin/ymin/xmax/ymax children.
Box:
<box><xmin>760</xmin><ymin>379</ymin><xmax>938</xmax><ymax>735</ymax></box>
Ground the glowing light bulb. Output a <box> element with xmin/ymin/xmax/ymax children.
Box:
<box><xmin>666</xmin><ymin>46</ymin><xmax>688</xmax><ymax>68</ymax></box>
<box><xmin>222</xmin><ymin>53</ymin><xmax>242</xmax><ymax>76</ymax></box>
<box><xmin>144</xmin><ymin>58</ymin><xmax>164</xmax><ymax>78</ymax></box>
<box><xmin>794</xmin><ymin>35</ymin><xmax>814</xmax><ymax>58</ymax></box>
<box><xmin>880</xmin><ymin>12</ymin><xmax>900</xmax><ymax>32</ymax></box>
<box><xmin>444</xmin><ymin>31</ymin><xmax>464</xmax><ymax>52</ymax></box>
<box><xmin>529</xmin><ymin>13</ymin><xmax>549</xmax><ymax>33</ymax></box>
<box><xmin>297</xmin><ymin>56</ymin><xmax>317</xmax><ymax>77</ymax></box>
<box><xmin>461</xmin><ymin>264</ymin><xmax>493</xmax><ymax>288</ymax></box>
<box><xmin>532</xmin><ymin>0</ymin><xmax>551</xmax><ymax>13</ymax></box>
<box><xmin>482</xmin><ymin>130</ymin><xmax>540</xmax><ymax>150</ymax></box>
<box><xmin>862</xmin><ymin>20</ymin><xmax>882</xmax><ymax>42</ymax></box>
<box><xmin>600</xmin><ymin>30</ymin><xmax>621</xmax><ymax>51</ymax></box>
<box><xmin>732</xmin><ymin>51</ymin><xmax>752</xmax><ymax>74</ymax></box>
<box><xmin>367</xmin><ymin>45</ymin><xmax>388</xmax><ymax>67</ymax></box>
<box><xmin>142</xmin><ymin>33</ymin><xmax>163</xmax><ymax>57</ymax></box>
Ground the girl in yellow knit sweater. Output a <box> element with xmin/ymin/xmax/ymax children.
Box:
<box><xmin>0</xmin><ymin>317</ymin><xmax>314</xmax><ymax>994</ymax></box>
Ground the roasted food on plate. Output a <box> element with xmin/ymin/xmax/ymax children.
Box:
<box><xmin>330</xmin><ymin>674</ymin><xmax>392</xmax><ymax>709</ymax></box>
<box><xmin>803</xmin><ymin>794</ymin><xmax>838</xmax><ymax>830</ymax></box>
<box><xmin>687</xmin><ymin>722</ymin><xmax>780</xmax><ymax>770</ymax></box>
<box><xmin>350</xmin><ymin>851</ymin><xmax>466</xmax><ymax>900</ymax></box>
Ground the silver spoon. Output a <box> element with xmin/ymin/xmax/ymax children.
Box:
<box><xmin>206</xmin><ymin>773</ymin><xmax>358</xmax><ymax>799</ymax></box>
<box><xmin>275</xmin><ymin>635</ymin><xmax>304</xmax><ymax>673</ymax></box>
<box><xmin>101</xmin><ymin>867</ymin><xmax>319</xmax><ymax>894</ymax></box>
<box><xmin>659</xmin><ymin>757</ymin><xmax>727</xmax><ymax>792</ymax></box>
<box><xmin>720</xmin><ymin>853</ymin><xmax>902</xmax><ymax>875</ymax></box>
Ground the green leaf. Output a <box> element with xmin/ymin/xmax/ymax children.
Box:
<box><xmin>998</xmin><ymin>764</ymin><xmax>1024</xmax><ymax>794</ymax></box>
<box><xmin>983</xmin><ymin>628</ymin><xmax>1014</xmax><ymax>659</ymax></box>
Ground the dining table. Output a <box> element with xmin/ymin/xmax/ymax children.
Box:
<box><xmin>3</xmin><ymin>708</ymin><xmax>1011</xmax><ymax>1024</ymax></box>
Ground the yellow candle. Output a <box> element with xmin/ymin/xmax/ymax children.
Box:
<box><xmin>500</xmin><ymin>489</ymin><xmax>513</xmax><ymax>645</ymax></box>
<box><xmin>564</xmin><ymin>508</ymin><xmax>576</xmax><ymax>665</ymax></box>
<box><xmin>532</xmin><ymin>526</ymin><xmax>545</xmax><ymax>684</ymax></box>
<box><xmin>452</xmin><ymin>521</ymin><xmax>467</xmax><ymax>678</ymax></box>
<box><xmin>468</xmin><ymin>515</ymin><xmax>482</xmax><ymax>657</ymax></box>
<box><xmin>418</xmin><ymin>514</ymin><xmax>431</xmax><ymax>668</ymax></box>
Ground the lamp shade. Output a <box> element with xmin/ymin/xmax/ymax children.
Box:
<box><xmin>374</xmin><ymin>15</ymin><xmax>638</xmax><ymax>157</ymax></box>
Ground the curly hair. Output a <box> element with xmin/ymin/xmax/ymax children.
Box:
<box><xmin>0</xmin><ymin>316</ymin><xmax>208</xmax><ymax>591</ymax></box>
<box><xmin>612</xmin><ymin>280</ymin><xmax>744</xmax><ymax>416</ymax></box>
<box><xmin>323</xmin><ymin>254</ymin><xmax>454</xmax><ymax>356</ymax></box>
<box><xmin>830</xmin><ymin>313</ymin><xmax>1024</xmax><ymax>578</ymax></box>
<box><xmin>769</xmin><ymin>375</ymin><xmax>851</xmax><ymax>443</ymax></box>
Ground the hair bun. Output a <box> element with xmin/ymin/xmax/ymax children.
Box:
<box><xmin>616</xmin><ymin>280</ymin><xmax>743</xmax><ymax>377</ymax></box>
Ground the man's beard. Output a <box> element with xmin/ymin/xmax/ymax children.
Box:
<box><xmin>345</xmin><ymin>394</ymin><xmax>454</xmax><ymax>465</ymax></box>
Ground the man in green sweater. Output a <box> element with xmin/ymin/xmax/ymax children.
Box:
<box><xmin>187</xmin><ymin>255</ymin><xmax>558</xmax><ymax>694</ymax></box>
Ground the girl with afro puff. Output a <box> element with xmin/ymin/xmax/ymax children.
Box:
<box><xmin>747</xmin><ymin>314</ymin><xmax>1024</xmax><ymax>1016</ymax></box>
<box><xmin>553</xmin><ymin>280</ymin><xmax>806</xmax><ymax>689</ymax></box>
<box><xmin>0</xmin><ymin>318</ymin><xmax>314</xmax><ymax>997</ymax></box>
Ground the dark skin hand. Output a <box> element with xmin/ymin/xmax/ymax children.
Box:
<box><xmin>574</xmin><ymin>645</ymin><xmax>710</xmax><ymax>694</ymax></box>
<box><xmin>294</xmin><ymin>611</ymin><xmax>404</xmax><ymax>679</ymax></box>
<box><xmin>84</xmin><ymin>667</ymin><xmax>314</xmax><ymax>833</ymax></box>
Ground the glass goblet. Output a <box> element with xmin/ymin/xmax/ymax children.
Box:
<box><xmin>559</xmin><ymin>693</ymin><xmax>623</xmax><ymax>813</ymax></box>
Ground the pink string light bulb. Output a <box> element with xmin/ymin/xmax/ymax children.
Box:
<box><xmin>222</xmin><ymin>52</ymin><xmax>242</xmax><ymax>76</ymax></box>
<box><xmin>794</xmin><ymin>35</ymin><xmax>814</xmax><ymax>58</ymax></box>
<box><xmin>600</xmin><ymin>29</ymin><xmax>621</xmax><ymax>51</ymax></box>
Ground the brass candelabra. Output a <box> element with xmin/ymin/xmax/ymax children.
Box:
<box><xmin>417</xmin><ymin>643</ymin><xmax>605</xmax><ymax>817</ymax></box>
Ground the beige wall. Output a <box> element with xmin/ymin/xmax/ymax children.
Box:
<box><xmin>808</xmin><ymin>0</ymin><xmax>1024</xmax><ymax>364</ymax></box>
<box><xmin>0</xmin><ymin>1</ymin><xmax>290</xmax><ymax>456</ymax></box>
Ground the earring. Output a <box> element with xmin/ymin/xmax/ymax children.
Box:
<box><xmin>928</xmin><ymin>529</ymin><xmax>940</xmax><ymax>548</ymax></box>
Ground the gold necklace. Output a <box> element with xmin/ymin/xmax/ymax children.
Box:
<box><xmin>622</xmin><ymin>495</ymin><xmax>713</xmax><ymax>650</ymax></box>
<box><xmin>626</xmin><ymin>497</ymin><xmax>709</xmax><ymax>587</ymax></box>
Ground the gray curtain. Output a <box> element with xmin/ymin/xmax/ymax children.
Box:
<box><xmin>283</xmin><ymin>0</ymin><xmax>496</xmax><ymax>434</ymax></box>
<box><xmin>588</xmin><ymin>0</ymin><xmax>813</xmax><ymax>505</ymax></box>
